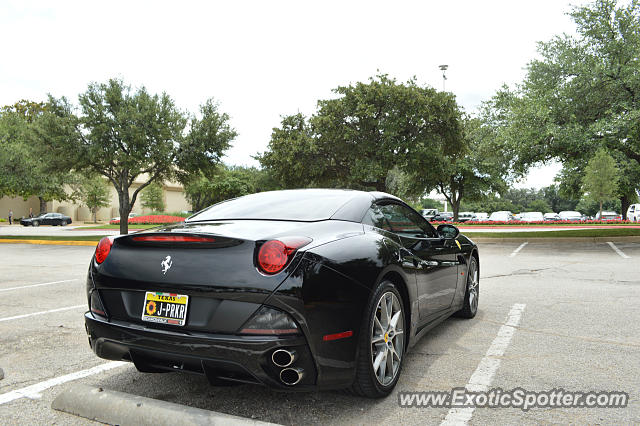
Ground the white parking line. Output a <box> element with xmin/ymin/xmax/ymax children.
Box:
<box><xmin>607</xmin><ymin>242</ymin><xmax>630</xmax><ymax>259</ymax></box>
<box><xmin>509</xmin><ymin>242</ymin><xmax>528</xmax><ymax>257</ymax></box>
<box><xmin>441</xmin><ymin>303</ymin><xmax>526</xmax><ymax>426</ymax></box>
<box><xmin>0</xmin><ymin>279</ymin><xmax>79</xmax><ymax>293</ymax></box>
<box><xmin>0</xmin><ymin>361</ymin><xmax>127</xmax><ymax>404</ymax></box>
<box><xmin>0</xmin><ymin>305</ymin><xmax>85</xmax><ymax>323</ymax></box>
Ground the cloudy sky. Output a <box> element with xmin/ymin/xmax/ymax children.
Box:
<box><xmin>1</xmin><ymin>0</ymin><xmax>593</xmax><ymax>188</ymax></box>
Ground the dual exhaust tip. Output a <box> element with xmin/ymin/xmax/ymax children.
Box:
<box><xmin>272</xmin><ymin>349</ymin><xmax>304</xmax><ymax>386</ymax></box>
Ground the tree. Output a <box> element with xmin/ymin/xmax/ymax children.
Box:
<box><xmin>0</xmin><ymin>104</ymin><xmax>75</xmax><ymax>212</ymax></box>
<box><xmin>582</xmin><ymin>149</ymin><xmax>619</xmax><ymax>218</ymax></box>
<box><xmin>527</xmin><ymin>199</ymin><xmax>553</xmax><ymax>213</ymax></box>
<box><xmin>78</xmin><ymin>175</ymin><xmax>111</xmax><ymax>223</ymax></box>
<box><xmin>406</xmin><ymin>116</ymin><xmax>512</xmax><ymax>221</ymax></box>
<box><xmin>141</xmin><ymin>182</ymin><xmax>165</xmax><ymax>212</ymax></box>
<box><xmin>35</xmin><ymin>79</ymin><xmax>235</xmax><ymax>234</ymax></box>
<box><xmin>256</xmin><ymin>113</ymin><xmax>319</xmax><ymax>189</ymax></box>
<box><xmin>184</xmin><ymin>167</ymin><xmax>255</xmax><ymax>211</ymax></box>
<box><xmin>176</xmin><ymin>99</ymin><xmax>237</xmax><ymax>184</ymax></box>
<box><xmin>496</xmin><ymin>0</ymin><xmax>640</xmax><ymax>217</ymax></box>
<box><xmin>258</xmin><ymin>75</ymin><xmax>464</xmax><ymax>194</ymax></box>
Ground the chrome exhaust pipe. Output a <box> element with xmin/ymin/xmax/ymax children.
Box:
<box><xmin>280</xmin><ymin>368</ymin><xmax>304</xmax><ymax>386</ymax></box>
<box><xmin>272</xmin><ymin>349</ymin><xmax>297</xmax><ymax>368</ymax></box>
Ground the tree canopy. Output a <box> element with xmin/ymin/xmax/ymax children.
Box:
<box><xmin>496</xmin><ymin>0</ymin><xmax>640</xmax><ymax>217</ymax></box>
<box><xmin>259</xmin><ymin>74</ymin><xmax>465</xmax><ymax>194</ymax></box>
<box><xmin>35</xmin><ymin>78</ymin><xmax>236</xmax><ymax>233</ymax></box>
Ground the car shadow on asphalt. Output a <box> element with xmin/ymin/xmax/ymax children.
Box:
<box><xmin>91</xmin><ymin>314</ymin><xmax>484</xmax><ymax>425</ymax></box>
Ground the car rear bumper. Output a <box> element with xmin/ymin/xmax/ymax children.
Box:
<box><xmin>84</xmin><ymin>312</ymin><xmax>319</xmax><ymax>390</ymax></box>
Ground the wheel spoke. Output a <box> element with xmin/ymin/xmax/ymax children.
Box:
<box><xmin>378</xmin><ymin>351</ymin><xmax>387</xmax><ymax>380</ymax></box>
<box><xmin>380</xmin><ymin>297</ymin><xmax>389</xmax><ymax>328</ymax></box>
<box><xmin>386</xmin><ymin>347</ymin><xmax>394</xmax><ymax>376</ymax></box>
<box><xmin>373</xmin><ymin>349</ymin><xmax>385</xmax><ymax>372</ymax></box>
<box><xmin>372</xmin><ymin>334</ymin><xmax>385</xmax><ymax>344</ymax></box>
<box><xmin>374</xmin><ymin>315</ymin><xmax>384</xmax><ymax>335</ymax></box>
<box><xmin>385</xmin><ymin>294</ymin><xmax>393</xmax><ymax>326</ymax></box>
<box><xmin>390</xmin><ymin>310</ymin><xmax>402</xmax><ymax>329</ymax></box>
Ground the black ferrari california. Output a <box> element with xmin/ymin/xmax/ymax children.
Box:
<box><xmin>85</xmin><ymin>189</ymin><xmax>479</xmax><ymax>398</ymax></box>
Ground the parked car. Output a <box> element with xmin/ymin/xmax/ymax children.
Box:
<box><xmin>421</xmin><ymin>208</ymin><xmax>438</xmax><ymax>221</ymax></box>
<box><xmin>487</xmin><ymin>211</ymin><xmax>514</xmax><ymax>222</ymax></box>
<box><xmin>626</xmin><ymin>204</ymin><xmax>640</xmax><ymax>222</ymax></box>
<box><xmin>474</xmin><ymin>212</ymin><xmax>488</xmax><ymax>221</ymax></box>
<box><xmin>558</xmin><ymin>211</ymin><xmax>583</xmax><ymax>221</ymax></box>
<box><xmin>519</xmin><ymin>212</ymin><xmax>544</xmax><ymax>222</ymax></box>
<box><xmin>543</xmin><ymin>212</ymin><xmax>560</xmax><ymax>221</ymax></box>
<box><xmin>84</xmin><ymin>189</ymin><xmax>480</xmax><ymax>397</ymax></box>
<box><xmin>111</xmin><ymin>213</ymin><xmax>138</xmax><ymax>222</ymax></box>
<box><xmin>430</xmin><ymin>212</ymin><xmax>454</xmax><ymax>222</ymax></box>
<box><xmin>20</xmin><ymin>212</ymin><xmax>72</xmax><ymax>227</ymax></box>
<box><xmin>595</xmin><ymin>211</ymin><xmax>621</xmax><ymax>221</ymax></box>
<box><xmin>457</xmin><ymin>212</ymin><xmax>477</xmax><ymax>222</ymax></box>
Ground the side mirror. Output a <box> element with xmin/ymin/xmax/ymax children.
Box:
<box><xmin>437</xmin><ymin>224</ymin><xmax>459</xmax><ymax>240</ymax></box>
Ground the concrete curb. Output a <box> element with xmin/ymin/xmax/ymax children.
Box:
<box><xmin>0</xmin><ymin>239</ymin><xmax>98</xmax><ymax>246</ymax></box>
<box><xmin>52</xmin><ymin>384</ymin><xmax>279</xmax><ymax>426</ymax></box>
<box><xmin>473</xmin><ymin>236</ymin><xmax>640</xmax><ymax>243</ymax></box>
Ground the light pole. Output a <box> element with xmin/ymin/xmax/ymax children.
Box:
<box><xmin>439</xmin><ymin>64</ymin><xmax>448</xmax><ymax>91</ymax></box>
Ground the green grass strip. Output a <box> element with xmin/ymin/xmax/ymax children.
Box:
<box><xmin>78</xmin><ymin>224</ymin><xmax>160</xmax><ymax>230</ymax></box>
<box><xmin>0</xmin><ymin>235</ymin><xmax>107</xmax><ymax>241</ymax></box>
<box><xmin>464</xmin><ymin>228</ymin><xmax>640</xmax><ymax>238</ymax></box>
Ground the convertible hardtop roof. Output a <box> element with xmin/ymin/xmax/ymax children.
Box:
<box><xmin>186</xmin><ymin>189</ymin><xmax>403</xmax><ymax>223</ymax></box>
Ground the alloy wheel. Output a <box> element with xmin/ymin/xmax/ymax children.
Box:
<box><xmin>370</xmin><ymin>291</ymin><xmax>404</xmax><ymax>386</ymax></box>
<box><xmin>468</xmin><ymin>261</ymin><xmax>479</xmax><ymax>314</ymax></box>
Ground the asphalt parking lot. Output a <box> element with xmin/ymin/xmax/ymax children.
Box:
<box><xmin>1</xmin><ymin>240</ymin><xmax>639</xmax><ymax>425</ymax></box>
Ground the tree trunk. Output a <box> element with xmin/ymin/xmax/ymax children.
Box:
<box><xmin>118</xmin><ymin>190</ymin><xmax>132</xmax><ymax>235</ymax></box>
<box><xmin>599</xmin><ymin>201</ymin><xmax>603</xmax><ymax>222</ymax></box>
<box><xmin>452</xmin><ymin>200</ymin><xmax>460</xmax><ymax>223</ymax></box>
<box><xmin>621</xmin><ymin>194</ymin><xmax>631</xmax><ymax>221</ymax></box>
<box><xmin>38</xmin><ymin>197</ymin><xmax>47</xmax><ymax>215</ymax></box>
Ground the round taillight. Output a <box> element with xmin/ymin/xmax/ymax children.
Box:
<box><xmin>257</xmin><ymin>237</ymin><xmax>312</xmax><ymax>275</ymax></box>
<box><xmin>258</xmin><ymin>240</ymin><xmax>288</xmax><ymax>274</ymax></box>
<box><xmin>95</xmin><ymin>237</ymin><xmax>113</xmax><ymax>264</ymax></box>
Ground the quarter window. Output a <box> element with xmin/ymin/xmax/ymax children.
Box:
<box><xmin>363</xmin><ymin>203</ymin><xmax>437</xmax><ymax>238</ymax></box>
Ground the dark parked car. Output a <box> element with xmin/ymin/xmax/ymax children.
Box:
<box><xmin>20</xmin><ymin>212</ymin><xmax>72</xmax><ymax>226</ymax></box>
<box><xmin>85</xmin><ymin>189</ymin><xmax>479</xmax><ymax>398</ymax></box>
<box><xmin>430</xmin><ymin>211</ymin><xmax>454</xmax><ymax>222</ymax></box>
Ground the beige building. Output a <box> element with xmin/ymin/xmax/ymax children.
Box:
<box><xmin>0</xmin><ymin>177</ymin><xmax>191</xmax><ymax>222</ymax></box>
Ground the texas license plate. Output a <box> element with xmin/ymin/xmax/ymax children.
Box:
<box><xmin>141</xmin><ymin>291</ymin><xmax>189</xmax><ymax>326</ymax></box>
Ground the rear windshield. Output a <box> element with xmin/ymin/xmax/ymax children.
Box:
<box><xmin>187</xmin><ymin>189</ymin><xmax>357</xmax><ymax>222</ymax></box>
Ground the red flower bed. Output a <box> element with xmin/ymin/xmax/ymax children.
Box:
<box><xmin>430</xmin><ymin>220</ymin><xmax>633</xmax><ymax>226</ymax></box>
<box><xmin>109</xmin><ymin>215</ymin><xmax>186</xmax><ymax>225</ymax></box>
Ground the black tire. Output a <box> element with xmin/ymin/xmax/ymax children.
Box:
<box><xmin>350</xmin><ymin>280</ymin><xmax>406</xmax><ymax>398</ymax></box>
<box><xmin>32</xmin><ymin>221</ymin><xmax>39</xmax><ymax>227</ymax></box>
<box><xmin>61</xmin><ymin>220</ymin><xmax>67</xmax><ymax>226</ymax></box>
<box><xmin>455</xmin><ymin>256</ymin><xmax>479</xmax><ymax>319</ymax></box>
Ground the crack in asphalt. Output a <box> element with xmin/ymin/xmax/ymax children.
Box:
<box><xmin>482</xmin><ymin>266</ymin><xmax>556</xmax><ymax>279</ymax></box>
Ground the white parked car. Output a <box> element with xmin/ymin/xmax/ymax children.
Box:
<box><xmin>558</xmin><ymin>211</ymin><xmax>583</xmax><ymax>221</ymax></box>
<box><xmin>487</xmin><ymin>211</ymin><xmax>514</xmax><ymax>222</ymax></box>
<box><xmin>110</xmin><ymin>213</ymin><xmax>138</xmax><ymax>222</ymax></box>
<box><xmin>627</xmin><ymin>204</ymin><xmax>640</xmax><ymax>222</ymax></box>
<box><xmin>543</xmin><ymin>212</ymin><xmax>560</xmax><ymax>221</ymax></box>
<box><xmin>520</xmin><ymin>212</ymin><xmax>544</xmax><ymax>222</ymax></box>
<box><xmin>595</xmin><ymin>211</ymin><xmax>621</xmax><ymax>221</ymax></box>
<box><xmin>474</xmin><ymin>212</ymin><xmax>489</xmax><ymax>221</ymax></box>
<box><xmin>457</xmin><ymin>212</ymin><xmax>477</xmax><ymax>222</ymax></box>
